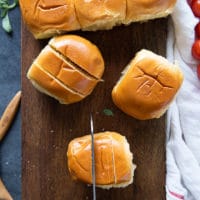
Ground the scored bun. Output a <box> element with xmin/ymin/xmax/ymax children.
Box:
<box><xmin>112</xmin><ymin>49</ymin><xmax>184</xmax><ymax>120</ymax></box>
<box><xmin>67</xmin><ymin>131</ymin><xmax>136</xmax><ymax>189</ymax></box>
<box><xmin>19</xmin><ymin>0</ymin><xmax>177</xmax><ymax>39</ymax></box>
<box><xmin>27</xmin><ymin>35</ymin><xmax>105</xmax><ymax>104</ymax></box>
<box><xmin>19</xmin><ymin>0</ymin><xmax>80</xmax><ymax>39</ymax></box>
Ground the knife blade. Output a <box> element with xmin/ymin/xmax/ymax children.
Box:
<box><xmin>90</xmin><ymin>114</ymin><xmax>96</xmax><ymax>200</ymax></box>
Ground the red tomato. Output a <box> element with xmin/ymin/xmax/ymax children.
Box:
<box><xmin>195</xmin><ymin>22</ymin><xmax>200</xmax><ymax>38</ymax></box>
<box><xmin>188</xmin><ymin>0</ymin><xmax>193</xmax><ymax>5</ymax></box>
<box><xmin>192</xmin><ymin>40</ymin><xmax>200</xmax><ymax>59</ymax></box>
<box><xmin>197</xmin><ymin>64</ymin><xmax>200</xmax><ymax>79</ymax></box>
<box><xmin>191</xmin><ymin>0</ymin><xmax>200</xmax><ymax>17</ymax></box>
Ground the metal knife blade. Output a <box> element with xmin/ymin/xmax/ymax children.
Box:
<box><xmin>90</xmin><ymin>115</ymin><xmax>96</xmax><ymax>200</ymax></box>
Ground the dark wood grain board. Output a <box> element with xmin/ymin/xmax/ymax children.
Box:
<box><xmin>22</xmin><ymin>18</ymin><xmax>167</xmax><ymax>200</ymax></box>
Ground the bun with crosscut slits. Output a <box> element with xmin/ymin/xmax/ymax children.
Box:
<box><xmin>27</xmin><ymin>35</ymin><xmax>105</xmax><ymax>104</ymax></box>
<box><xmin>112</xmin><ymin>49</ymin><xmax>184</xmax><ymax>120</ymax></box>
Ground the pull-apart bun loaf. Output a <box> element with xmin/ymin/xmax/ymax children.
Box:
<box><xmin>27</xmin><ymin>35</ymin><xmax>105</xmax><ymax>104</ymax></box>
<box><xmin>19</xmin><ymin>0</ymin><xmax>177</xmax><ymax>39</ymax></box>
<box><xmin>67</xmin><ymin>131</ymin><xmax>136</xmax><ymax>189</ymax></box>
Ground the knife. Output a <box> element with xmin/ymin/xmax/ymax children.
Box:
<box><xmin>90</xmin><ymin>114</ymin><xmax>96</xmax><ymax>200</ymax></box>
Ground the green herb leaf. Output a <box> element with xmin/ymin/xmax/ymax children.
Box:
<box><xmin>7</xmin><ymin>0</ymin><xmax>18</xmax><ymax>9</ymax></box>
<box><xmin>0</xmin><ymin>0</ymin><xmax>18</xmax><ymax>33</ymax></box>
<box><xmin>2</xmin><ymin>12</ymin><xmax>12</xmax><ymax>33</ymax></box>
<box><xmin>103</xmin><ymin>109</ymin><xmax>114</xmax><ymax>116</ymax></box>
<box><xmin>1</xmin><ymin>8</ymin><xmax>7</xmax><ymax>18</ymax></box>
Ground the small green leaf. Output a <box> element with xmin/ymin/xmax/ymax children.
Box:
<box><xmin>7</xmin><ymin>0</ymin><xmax>18</xmax><ymax>9</ymax></box>
<box><xmin>103</xmin><ymin>109</ymin><xmax>114</xmax><ymax>116</ymax></box>
<box><xmin>0</xmin><ymin>0</ymin><xmax>18</xmax><ymax>33</ymax></box>
<box><xmin>2</xmin><ymin>12</ymin><xmax>12</xmax><ymax>33</ymax></box>
<box><xmin>1</xmin><ymin>8</ymin><xmax>8</xmax><ymax>18</ymax></box>
<box><xmin>1</xmin><ymin>4</ymin><xmax>9</xmax><ymax>9</ymax></box>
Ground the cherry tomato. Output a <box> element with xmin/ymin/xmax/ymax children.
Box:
<box><xmin>197</xmin><ymin>64</ymin><xmax>200</xmax><ymax>79</ymax></box>
<box><xmin>192</xmin><ymin>40</ymin><xmax>200</xmax><ymax>59</ymax></box>
<box><xmin>191</xmin><ymin>0</ymin><xmax>200</xmax><ymax>17</ymax></box>
<box><xmin>188</xmin><ymin>0</ymin><xmax>193</xmax><ymax>5</ymax></box>
<box><xmin>195</xmin><ymin>22</ymin><xmax>200</xmax><ymax>38</ymax></box>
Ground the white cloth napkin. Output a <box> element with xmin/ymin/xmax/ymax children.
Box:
<box><xmin>166</xmin><ymin>0</ymin><xmax>200</xmax><ymax>200</ymax></box>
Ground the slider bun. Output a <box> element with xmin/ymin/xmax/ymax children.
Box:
<box><xmin>67</xmin><ymin>131</ymin><xmax>136</xmax><ymax>189</ymax></box>
<box><xmin>27</xmin><ymin>35</ymin><xmax>105</xmax><ymax>104</ymax></box>
<box><xmin>19</xmin><ymin>0</ymin><xmax>177</xmax><ymax>39</ymax></box>
<box><xmin>112</xmin><ymin>49</ymin><xmax>184</xmax><ymax>120</ymax></box>
<box><xmin>19</xmin><ymin>0</ymin><xmax>80</xmax><ymax>39</ymax></box>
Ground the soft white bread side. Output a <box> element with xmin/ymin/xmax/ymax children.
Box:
<box><xmin>125</xmin><ymin>0</ymin><xmax>177</xmax><ymax>24</ymax></box>
<box><xmin>19</xmin><ymin>0</ymin><xmax>177</xmax><ymax>39</ymax></box>
<box><xmin>67</xmin><ymin>131</ymin><xmax>136</xmax><ymax>189</ymax></box>
<box><xmin>112</xmin><ymin>49</ymin><xmax>184</xmax><ymax>120</ymax></box>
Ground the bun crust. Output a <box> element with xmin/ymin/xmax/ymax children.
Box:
<box><xmin>27</xmin><ymin>35</ymin><xmax>104</xmax><ymax>104</ymax></box>
<box><xmin>19</xmin><ymin>0</ymin><xmax>80</xmax><ymax>39</ymax></box>
<box><xmin>112</xmin><ymin>49</ymin><xmax>184</xmax><ymax>120</ymax></box>
<box><xmin>36</xmin><ymin>46</ymin><xmax>99</xmax><ymax>96</ymax></box>
<box><xmin>49</xmin><ymin>35</ymin><xmax>105</xmax><ymax>79</ymax></box>
<box><xmin>19</xmin><ymin>0</ymin><xmax>177</xmax><ymax>39</ymax></box>
<box><xmin>67</xmin><ymin>131</ymin><xmax>136</xmax><ymax>188</ymax></box>
<box><xmin>27</xmin><ymin>64</ymin><xmax>84</xmax><ymax>104</ymax></box>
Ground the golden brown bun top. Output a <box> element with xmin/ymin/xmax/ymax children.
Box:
<box><xmin>49</xmin><ymin>35</ymin><xmax>105</xmax><ymax>79</ymax></box>
<box><xmin>67</xmin><ymin>131</ymin><xmax>133</xmax><ymax>185</ymax></box>
<box><xmin>19</xmin><ymin>0</ymin><xmax>80</xmax><ymax>38</ymax></box>
<box><xmin>112</xmin><ymin>49</ymin><xmax>184</xmax><ymax>120</ymax></box>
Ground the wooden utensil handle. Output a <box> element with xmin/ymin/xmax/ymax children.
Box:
<box><xmin>0</xmin><ymin>179</ymin><xmax>13</xmax><ymax>200</ymax></box>
<box><xmin>0</xmin><ymin>91</ymin><xmax>21</xmax><ymax>141</ymax></box>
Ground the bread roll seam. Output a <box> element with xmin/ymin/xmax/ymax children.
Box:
<box><xmin>73</xmin><ymin>1</ymin><xmax>82</xmax><ymax>29</ymax></box>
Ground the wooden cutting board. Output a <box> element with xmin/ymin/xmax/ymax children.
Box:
<box><xmin>21</xmin><ymin>18</ymin><xmax>167</xmax><ymax>200</ymax></box>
